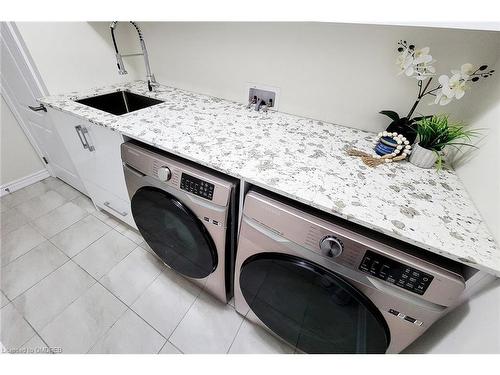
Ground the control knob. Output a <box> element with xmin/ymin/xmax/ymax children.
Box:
<box><xmin>319</xmin><ymin>235</ymin><xmax>343</xmax><ymax>258</ymax></box>
<box><xmin>157</xmin><ymin>166</ymin><xmax>171</xmax><ymax>182</ymax></box>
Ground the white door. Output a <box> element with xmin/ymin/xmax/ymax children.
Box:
<box><xmin>0</xmin><ymin>22</ymin><xmax>86</xmax><ymax>193</ymax></box>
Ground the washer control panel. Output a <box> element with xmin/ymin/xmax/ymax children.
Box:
<box><xmin>180</xmin><ymin>173</ymin><xmax>214</xmax><ymax>200</ymax></box>
<box><xmin>359</xmin><ymin>250</ymin><xmax>434</xmax><ymax>295</ymax></box>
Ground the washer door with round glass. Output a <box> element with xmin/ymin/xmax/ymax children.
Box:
<box><xmin>131</xmin><ymin>186</ymin><xmax>218</xmax><ymax>279</ymax></box>
<box><xmin>239</xmin><ymin>253</ymin><xmax>390</xmax><ymax>353</ymax></box>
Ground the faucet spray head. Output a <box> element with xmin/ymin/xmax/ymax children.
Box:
<box><xmin>115</xmin><ymin>53</ymin><xmax>128</xmax><ymax>75</ymax></box>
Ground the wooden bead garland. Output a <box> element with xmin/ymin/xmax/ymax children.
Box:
<box><xmin>346</xmin><ymin>131</ymin><xmax>412</xmax><ymax>167</ymax></box>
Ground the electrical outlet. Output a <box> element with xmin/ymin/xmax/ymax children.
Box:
<box><xmin>246</xmin><ymin>83</ymin><xmax>280</xmax><ymax>110</ymax></box>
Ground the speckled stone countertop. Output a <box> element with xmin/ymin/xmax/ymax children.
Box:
<box><xmin>39</xmin><ymin>81</ymin><xmax>500</xmax><ymax>276</ymax></box>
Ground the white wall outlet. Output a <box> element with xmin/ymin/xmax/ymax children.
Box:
<box><xmin>245</xmin><ymin>83</ymin><xmax>280</xmax><ymax>111</ymax></box>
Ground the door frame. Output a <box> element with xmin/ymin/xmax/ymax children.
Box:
<box><xmin>0</xmin><ymin>22</ymin><xmax>54</xmax><ymax>176</ymax></box>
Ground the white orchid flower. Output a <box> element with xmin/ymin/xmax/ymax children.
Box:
<box><xmin>434</xmin><ymin>91</ymin><xmax>452</xmax><ymax>105</ymax></box>
<box><xmin>396</xmin><ymin>50</ymin><xmax>415</xmax><ymax>76</ymax></box>
<box><xmin>414</xmin><ymin>63</ymin><xmax>436</xmax><ymax>80</ymax></box>
<box><xmin>446</xmin><ymin>74</ymin><xmax>467</xmax><ymax>99</ymax></box>
<box><xmin>434</xmin><ymin>73</ymin><xmax>468</xmax><ymax>105</ymax></box>
<box><xmin>451</xmin><ymin>63</ymin><xmax>476</xmax><ymax>80</ymax></box>
<box><xmin>396</xmin><ymin>45</ymin><xmax>435</xmax><ymax>80</ymax></box>
<box><xmin>413</xmin><ymin>47</ymin><xmax>433</xmax><ymax>65</ymax></box>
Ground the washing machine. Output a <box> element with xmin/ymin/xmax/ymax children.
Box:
<box><xmin>121</xmin><ymin>140</ymin><xmax>238</xmax><ymax>303</ymax></box>
<box><xmin>234</xmin><ymin>190</ymin><xmax>466</xmax><ymax>353</ymax></box>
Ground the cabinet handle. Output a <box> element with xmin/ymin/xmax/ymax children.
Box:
<box><xmin>75</xmin><ymin>126</ymin><xmax>89</xmax><ymax>149</ymax></box>
<box><xmin>103</xmin><ymin>201</ymin><xmax>128</xmax><ymax>217</ymax></box>
<box><xmin>28</xmin><ymin>104</ymin><xmax>47</xmax><ymax>112</ymax></box>
<box><xmin>80</xmin><ymin>127</ymin><xmax>95</xmax><ymax>152</ymax></box>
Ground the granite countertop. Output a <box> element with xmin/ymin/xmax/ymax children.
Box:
<box><xmin>40</xmin><ymin>80</ymin><xmax>500</xmax><ymax>276</ymax></box>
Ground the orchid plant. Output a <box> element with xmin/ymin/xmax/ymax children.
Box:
<box><xmin>380</xmin><ymin>40</ymin><xmax>494</xmax><ymax>141</ymax></box>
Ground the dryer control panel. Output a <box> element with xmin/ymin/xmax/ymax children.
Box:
<box><xmin>180</xmin><ymin>173</ymin><xmax>214</xmax><ymax>200</ymax></box>
<box><xmin>359</xmin><ymin>250</ymin><xmax>434</xmax><ymax>295</ymax></box>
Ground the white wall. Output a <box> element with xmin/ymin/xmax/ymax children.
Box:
<box><xmin>406</xmin><ymin>277</ymin><xmax>500</xmax><ymax>354</ymax></box>
<box><xmin>15</xmin><ymin>22</ymin><xmax>141</xmax><ymax>94</ymax></box>
<box><xmin>405</xmin><ymin>59</ymin><xmax>500</xmax><ymax>354</ymax></box>
<box><xmin>455</xmin><ymin>58</ymin><xmax>500</xmax><ymax>242</ymax></box>
<box><xmin>139</xmin><ymin>22</ymin><xmax>500</xmax><ymax>132</ymax></box>
<box><xmin>0</xmin><ymin>95</ymin><xmax>44</xmax><ymax>185</ymax></box>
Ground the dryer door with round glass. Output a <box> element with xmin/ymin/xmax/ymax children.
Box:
<box><xmin>131</xmin><ymin>186</ymin><xmax>218</xmax><ymax>279</ymax></box>
<box><xmin>239</xmin><ymin>253</ymin><xmax>390</xmax><ymax>353</ymax></box>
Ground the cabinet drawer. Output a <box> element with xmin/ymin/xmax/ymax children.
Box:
<box><xmin>86</xmin><ymin>182</ymin><xmax>137</xmax><ymax>229</ymax></box>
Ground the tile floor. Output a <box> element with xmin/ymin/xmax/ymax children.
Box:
<box><xmin>0</xmin><ymin>177</ymin><xmax>294</xmax><ymax>354</ymax></box>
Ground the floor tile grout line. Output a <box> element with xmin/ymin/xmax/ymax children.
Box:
<box><xmin>0</xmin><ymin>228</ymin><xmax>46</xmax><ymax>268</ymax></box>
<box><xmin>30</xmin><ymin>212</ymin><xmax>91</xmax><ymax>240</ymax></box>
<box><xmin>1</xmin><ymin>225</ymin><xmax>54</xmax><ymax>268</ymax></box>
<box><xmin>85</xmin><ymin>306</ymin><xmax>131</xmax><ymax>354</ymax></box>
<box><xmin>157</xmin><ymin>340</ymin><xmax>169</xmax><ymax>354</ymax></box>
<box><xmin>0</xmin><ymin>179</ymin><xmax>64</xmax><ymax>210</ymax></box>
<box><xmin>24</xmin><ymin>191</ymin><xmax>90</xmax><ymax>238</ymax></box>
<box><xmin>125</xmin><ymin>307</ymin><xmax>170</xmax><ymax>349</ymax></box>
<box><xmin>165</xmin><ymin>285</ymin><xmax>205</xmax><ymax>344</ymax></box>
<box><xmin>10</xmin><ymin>259</ymin><xmax>99</xmax><ymax>343</ymax></box>
<box><xmin>0</xmin><ymin>207</ymin><xmax>30</xmax><ymax>236</ymax></box>
<box><xmin>3</xmin><ymin>205</ymin><xmax>102</xmax><ymax>270</ymax></box>
<box><xmin>96</xmin><ymin>250</ymin><xmax>162</xmax><ymax>290</ymax></box>
<box><xmin>8</xmin><ymin>184</ymin><xmax>77</xmax><ymax>223</ymax></box>
<box><xmin>39</xmin><ymin>260</ymin><xmax>104</xmax><ymax>334</ymax></box>
<box><xmin>47</xmin><ymin>216</ymin><xmax>114</xmax><ymax>260</ymax></box>
<box><xmin>158</xmin><ymin>340</ymin><xmax>184</xmax><ymax>354</ymax></box>
<box><xmin>1</xmin><ymin>290</ymin><xmax>12</xmax><ymax>305</ymax></box>
<box><xmin>19</xmin><ymin>314</ymin><xmax>53</xmax><ymax>353</ymax></box>
<box><xmin>28</xmin><ymin>277</ymin><xmax>101</xmax><ymax>354</ymax></box>
<box><xmin>103</xmin><ymin>266</ymin><xmax>171</xmax><ymax>341</ymax></box>
<box><xmin>7</xmin><ymin>255</ymin><xmax>71</xmax><ymax>301</ymax></box>
<box><xmin>84</xmin><ymin>276</ymin><xmax>170</xmax><ymax>352</ymax></box>
<box><xmin>95</xmin><ymin>244</ymin><xmax>153</xmax><ymax>284</ymax></box>
<box><xmin>79</xmin><ymin>251</ymin><xmax>170</xmax><ymax>342</ymax></box>
<box><xmin>27</xmin><ymin>212</ymin><xmax>89</xmax><ymax>241</ymax></box>
<box><xmin>111</xmin><ymin>223</ymin><xmax>144</xmax><ymax>245</ymax></box>
<box><xmin>13</xmin><ymin>190</ymin><xmax>71</xmax><ymax>222</ymax></box>
<box><xmin>226</xmin><ymin>314</ymin><xmax>245</xmax><ymax>354</ymax></box>
<box><xmin>168</xmin><ymin>340</ymin><xmax>184</xmax><ymax>354</ymax></box>
<box><xmin>2</xmin><ymin>253</ymin><xmax>71</xmax><ymax>301</ymax></box>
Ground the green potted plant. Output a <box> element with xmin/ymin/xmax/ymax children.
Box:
<box><xmin>409</xmin><ymin>114</ymin><xmax>479</xmax><ymax>169</ymax></box>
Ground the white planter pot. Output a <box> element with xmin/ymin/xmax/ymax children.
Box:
<box><xmin>409</xmin><ymin>143</ymin><xmax>438</xmax><ymax>168</ymax></box>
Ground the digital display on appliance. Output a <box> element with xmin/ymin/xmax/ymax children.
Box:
<box><xmin>359</xmin><ymin>250</ymin><xmax>434</xmax><ymax>295</ymax></box>
<box><xmin>180</xmin><ymin>173</ymin><xmax>214</xmax><ymax>200</ymax></box>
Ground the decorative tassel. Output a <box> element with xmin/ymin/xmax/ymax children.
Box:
<box><xmin>347</xmin><ymin>148</ymin><xmax>408</xmax><ymax>167</ymax></box>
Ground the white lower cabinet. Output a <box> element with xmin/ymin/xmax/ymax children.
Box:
<box><xmin>85</xmin><ymin>181</ymin><xmax>136</xmax><ymax>229</ymax></box>
<box><xmin>48</xmin><ymin>108</ymin><xmax>136</xmax><ymax>228</ymax></box>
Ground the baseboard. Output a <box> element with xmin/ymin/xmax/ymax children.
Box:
<box><xmin>0</xmin><ymin>169</ymin><xmax>51</xmax><ymax>197</ymax></box>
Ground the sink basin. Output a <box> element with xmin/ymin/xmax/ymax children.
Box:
<box><xmin>75</xmin><ymin>90</ymin><xmax>164</xmax><ymax>116</ymax></box>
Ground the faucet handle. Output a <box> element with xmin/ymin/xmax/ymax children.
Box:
<box><xmin>255</xmin><ymin>99</ymin><xmax>266</xmax><ymax>112</ymax></box>
<box><xmin>246</xmin><ymin>96</ymin><xmax>257</xmax><ymax>109</ymax></box>
<box><xmin>116</xmin><ymin>54</ymin><xmax>128</xmax><ymax>75</ymax></box>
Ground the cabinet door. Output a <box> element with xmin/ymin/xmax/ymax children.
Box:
<box><xmin>85</xmin><ymin>124</ymin><xmax>129</xmax><ymax>201</ymax></box>
<box><xmin>50</xmin><ymin>109</ymin><xmax>134</xmax><ymax>227</ymax></box>
<box><xmin>47</xmin><ymin>109</ymin><xmax>93</xmax><ymax>191</ymax></box>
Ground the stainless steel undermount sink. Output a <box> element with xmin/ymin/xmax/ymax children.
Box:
<box><xmin>75</xmin><ymin>90</ymin><xmax>164</xmax><ymax>116</ymax></box>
